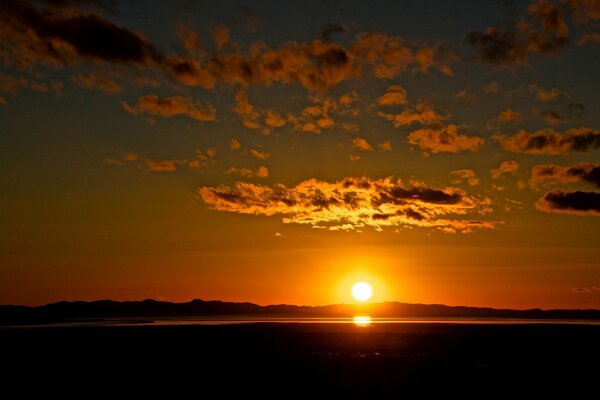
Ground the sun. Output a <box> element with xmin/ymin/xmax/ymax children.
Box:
<box><xmin>351</xmin><ymin>281</ymin><xmax>372</xmax><ymax>301</ymax></box>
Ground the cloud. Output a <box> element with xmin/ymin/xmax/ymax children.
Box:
<box><xmin>0</xmin><ymin>1</ymin><xmax>162</xmax><ymax>69</ymax></box>
<box><xmin>491</xmin><ymin>160</ymin><xmax>520</xmax><ymax>179</ymax></box>
<box><xmin>497</xmin><ymin>108</ymin><xmax>522</xmax><ymax>123</ymax></box>
<box><xmin>530</xmin><ymin>163</ymin><xmax>600</xmax><ymax>188</ymax></box>
<box><xmin>72</xmin><ymin>73</ymin><xmax>122</xmax><ymax>94</ymax></box>
<box><xmin>250</xmin><ymin>149</ymin><xmax>270</xmax><ymax>160</ymax></box>
<box><xmin>145</xmin><ymin>159</ymin><xmax>176</xmax><ymax>172</ymax></box>
<box><xmin>376</xmin><ymin>85</ymin><xmax>408</xmax><ymax>106</ymax></box>
<box><xmin>211</xmin><ymin>24</ymin><xmax>230</xmax><ymax>49</ymax></box>
<box><xmin>378</xmin><ymin>141</ymin><xmax>392</xmax><ymax>152</ymax></box>
<box><xmin>230</xmin><ymin>138</ymin><xmax>241</xmax><ymax>150</ymax></box>
<box><xmin>536</xmin><ymin>189</ymin><xmax>600</xmax><ymax>216</ymax></box>
<box><xmin>484</xmin><ymin>81</ymin><xmax>501</xmax><ymax>94</ymax></box>
<box><xmin>455</xmin><ymin>90</ymin><xmax>476</xmax><ymax>103</ymax></box>
<box><xmin>352</xmin><ymin>137</ymin><xmax>373</xmax><ymax>152</ymax></box>
<box><xmin>352</xmin><ymin>32</ymin><xmax>457</xmax><ymax>78</ymax></box>
<box><xmin>287</xmin><ymin>93</ymin><xmax>357</xmax><ymax>134</ymax></box>
<box><xmin>0</xmin><ymin>96</ymin><xmax>6</xmax><ymax>105</ymax></box>
<box><xmin>226</xmin><ymin>165</ymin><xmax>269</xmax><ymax>178</ymax></box>
<box><xmin>529</xmin><ymin>84</ymin><xmax>562</xmax><ymax>102</ymax></box>
<box><xmin>378</xmin><ymin>102</ymin><xmax>444</xmax><ymax>127</ymax></box>
<box><xmin>465</xmin><ymin>0</ymin><xmax>572</xmax><ymax>67</ymax></box>
<box><xmin>349</xmin><ymin>154</ymin><xmax>360</xmax><ymax>162</ymax></box>
<box><xmin>493</xmin><ymin>127</ymin><xmax>600</xmax><ymax>154</ymax></box>
<box><xmin>103</xmin><ymin>152</ymin><xmax>139</xmax><ymax>166</ymax></box>
<box><xmin>122</xmin><ymin>94</ymin><xmax>216</xmax><ymax>122</ymax></box>
<box><xmin>578</xmin><ymin>32</ymin><xmax>600</xmax><ymax>45</ymax></box>
<box><xmin>408</xmin><ymin>124</ymin><xmax>485</xmax><ymax>154</ymax></box>
<box><xmin>451</xmin><ymin>169</ymin><xmax>480</xmax><ymax>186</ymax></box>
<box><xmin>0</xmin><ymin>73</ymin><xmax>63</xmax><ymax>96</ymax></box>
<box><xmin>189</xmin><ymin>148</ymin><xmax>216</xmax><ymax>171</ymax></box>
<box><xmin>199</xmin><ymin>176</ymin><xmax>495</xmax><ymax>233</ymax></box>
<box><xmin>321</xmin><ymin>23</ymin><xmax>354</xmax><ymax>42</ymax></box>
<box><xmin>540</xmin><ymin>109</ymin><xmax>566</xmax><ymax>125</ymax></box>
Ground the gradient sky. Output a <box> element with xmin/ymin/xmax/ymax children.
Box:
<box><xmin>1</xmin><ymin>0</ymin><xmax>599</xmax><ymax>308</ymax></box>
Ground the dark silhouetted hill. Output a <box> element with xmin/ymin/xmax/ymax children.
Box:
<box><xmin>1</xmin><ymin>299</ymin><xmax>600</xmax><ymax>325</ymax></box>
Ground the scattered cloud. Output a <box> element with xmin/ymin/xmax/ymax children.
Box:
<box><xmin>189</xmin><ymin>148</ymin><xmax>216</xmax><ymax>171</ymax></box>
<box><xmin>0</xmin><ymin>73</ymin><xmax>63</xmax><ymax>96</ymax></box>
<box><xmin>103</xmin><ymin>152</ymin><xmax>139</xmax><ymax>166</ymax></box>
<box><xmin>491</xmin><ymin>160</ymin><xmax>520</xmax><ymax>179</ymax></box>
<box><xmin>122</xmin><ymin>94</ymin><xmax>217</xmax><ymax>122</ymax></box>
<box><xmin>455</xmin><ymin>90</ymin><xmax>476</xmax><ymax>103</ymax></box>
<box><xmin>465</xmin><ymin>0</ymin><xmax>582</xmax><ymax>67</ymax></box>
<box><xmin>578</xmin><ymin>32</ymin><xmax>600</xmax><ymax>45</ymax></box>
<box><xmin>349</xmin><ymin>154</ymin><xmax>361</xmax><ymax>161</ymax></box>
<box><xmin>226</xmin><ymin>165</ymin><xmax>269</xmax><ymax>178</ymax></box>
<box><xmin>200</xmin><ymin>176</ymin><xmax>495</xmax><ymax>233</ymax></box>
<box><xmin>493</xmin><ymin>127</ymin><xmax>600</xmax><ymax>154</ymax></box>
<box><xmin>408</xmin><ymin>124</ymin><xmax>485</xmax><ymax>154</ymax></box>
<box><xmin>484</xmin><ymin>81</ymin><xmax>501</xmax><ymax>94</ymax></box>
<box><xmin>376</xmin><ymin>85</ymin><xmax>408</xmax><ymax>106</ymax></box>
<box><xmin>145</xmin><ymin>159</ymin><xmax>176</xmax><ymax>172</ymax></box>
<box><xmin>378</xmin><ymin>141</ymin><xmax>392</xmax><ymax>152</ymax></box>
<box><xmin>530</xmin><ymin>163</ymin><xmax>600</xmax><ymax>188</ymax></box>
<box><xmin>529</xmin><ymin>84</ymin><xmax>562</xmax><ymax>102</ymax></box>
<box><xmin>352</xmin><ymin>137</ymin><xmax>373</xmax><ymax>152</ymax></box>
<box><xmin>378</xmin><ymin>102</ymin><xmax>444</xmax><ymax>127</ymax></box>
<box><xmin>72</xmin><ymin>73</ymin><xmax>122</xmax><ymax>94</ymax></box>
<box><xmin>536</xmin><ymin>189</ymin><xmax>600</xmax><ymax>216</ymax></box>
<box><xmin>451</xmin><ymin>169</ymin><xmax>480</xmax><ymax>186</ymax></box>
<box><xmin>250</xmin><ymin>149</ymin><xmax>270</xmax><ymax>160</ymax></box>
<box><xmin>497</xmin><ymin>109</ymin><xmax>522</xmax><ymax>123</ymax></box>
<box><xmin>230</xmin><ymin>138</ymin><xmax>241</xmax><ymax>150</ymax></box>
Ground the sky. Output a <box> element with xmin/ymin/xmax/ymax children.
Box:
<box><xmin>0</xmin><ymin>0</ymin><xmax>599</xmax><ymax>308</ymax></box>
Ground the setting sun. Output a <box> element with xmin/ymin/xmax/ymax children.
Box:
<box><xmin>352</xmin><ymin>282</ymin><xmax>373</xmax><ymax>302</ymax></box>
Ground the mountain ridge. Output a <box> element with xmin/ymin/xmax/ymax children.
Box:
<box><xmin>1</xmin><ymin>299</ymin><xmax>600</xmax><ymax>325</ymax></box>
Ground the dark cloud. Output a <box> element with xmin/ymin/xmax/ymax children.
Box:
<box><xmin>0</xmin><ymin>1</ymin><xmax>162</xmax><ymax>68</ymax></box>
<box><xmin>530</xmin><ymin>163</ymin><xmax>600</xmax><ymax>188</ymax></box>
<box><xmin>536</xmin><ymin>189</ymin><xmax>600</xmax><ymax>216</ymax></box>
<box><xmin>321</xmin><ymin>23</ymin><xmax>354</xmax><ymax>42</ymax></box>
<box><xmin>199</xmin><ymin>177</ymin><xmax>495</xmax><ymax>233</ymax></box>
<box><xmin>464</xmin><ymin>0</ymin><xmax>598</xmax><ymax>67</ymax></box>
<box><xmin>494</xmin><ymin>127</ymin><xmax>600</xmax><ymax>154</ymax></box>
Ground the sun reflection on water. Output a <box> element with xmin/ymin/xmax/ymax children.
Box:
<box><xmin>353</xmin><ymin>315</ymin><xmax>371</xmax><ymax>327</ymax></box>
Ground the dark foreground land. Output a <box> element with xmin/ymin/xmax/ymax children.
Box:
<box><xmin>2</xmin><ymin>323</ymin><xmax>599</xmax><ymax>398</ymax></box>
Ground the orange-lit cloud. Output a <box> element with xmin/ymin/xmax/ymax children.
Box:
<box><xmin>455</xmin><ymin>90</ymin><xmax>476</xmax><ymax>103</ymax></box>
<box><xmin>352</xmin><ymin>137</ymin><xmax>373</xmax><ymax>152</ymax></box>
<box><xmin>376</xmin><ymin>85</ymin><xmax>407</xmax><ymax>106</ymax></box>
<box><xmin>379</xmin><ymin>102</ymin><xmax>444</xmax><ymax>127</ymax></box>
<box><xmin>0</xmin><ymin>73</ymin><xmax>63</xmax><ymax>96</ymax></box>
<box><xmin>485</xmin><ymin>81</ymin><xmax>501</xmax><ymax>94</ymax></box>
<box><xmin>451</xmin><ymin>169</ymin><xmax>480</xmax><ymax>186</ymax></box>
<box><xmin>529</xmin><ymin>84</ymin><xmax>562</xmax><ymax>102</ymax></box>
<box><xmin>230</xmin><ymin>138</ymin><xmax>241</xmax><ymax>150</ymax></box>
<box><xmin>530</xmin><ymin>163</ymin><xmax>600</xmax><ymax>188</ymax></box>
<box><xmin>72</xmin><ymin>73</ymin><xmax>122</xmax><ymax>94</ymax></box>
<box><xmin>250</xmin><ymin>149</ymin><xmax>270</xmax><ymax>160</ymax></box>
<box><xmin>103</xmin><ymin>152</ymin><xmax>139</xmax><ymax>166</ymax></box>
<box><xmin>226</xmin><ymin>165</ymin><xmax>269</xmax><ymax>178</ymax></box>
<box><xmin>189</xmin><ymin>148</ymin><xmax>217</xmax><ymax>171</ymax></box>
<box><xmin>493</xmin><ymin>127</ymin><xmax>600</xmax><ymax>154</ymax></box>
<box><xmin>378</xmin><ymin>141</ymin><xmax>392</xmax><ymax>152</ymax></box>
<box><xmin>536</xmin><ymin>189</ymin><xmax>600</xmax><ymax>216</ymax></box>
<box><xmin>200</xmin><ymin>177</ymin><xmax>495</xmax><ymax>233</ymax></box>
<box><xmin>122</xmin><ymin>94</ymin><xmax>217</xmax><ymax>122</ymax></box>
<box><xmin>408</xmin><ymin>124</ymin><xmax>485</xmax><ymax>154</ymax></box>
<box><xmin>491</xmin><ymin>160</ymin><xmax>520</xmax><ymax>179</ymax></box>
<box><xmin>145</xmin><ymin>159</ymin><xmax>176</xmax><ymax>172</ymax></box>
<box><xmin>497</xmin><ymin>109</ymin><xmax>522</xmax><ymax>123</ymax></box>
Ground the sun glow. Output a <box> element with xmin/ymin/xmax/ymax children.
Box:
<box><xmin>351</xmin><ymin>281</ymin><xmax>373</xmax><ymax>301</ymax></box>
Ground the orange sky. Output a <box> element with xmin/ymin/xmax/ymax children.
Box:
<box><xmin>0</xmin><ymin>0</ymin><xmax>599</xmax><ymax>308</ymax></box>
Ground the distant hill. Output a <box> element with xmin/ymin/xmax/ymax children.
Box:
<box><xmin>1</xmin><ymin>299</ymin><xmax>599</xmax><ymax>325</ymax></box>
